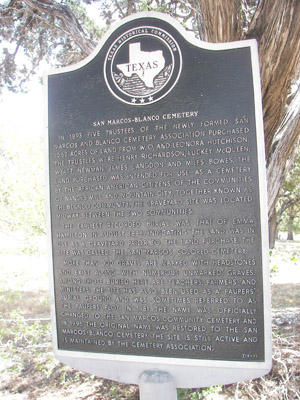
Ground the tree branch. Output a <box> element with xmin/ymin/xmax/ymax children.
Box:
<box><xmin>22</xmin><ymin>0</ymin><xmax>96</xmax><ymax>56</ymax></box>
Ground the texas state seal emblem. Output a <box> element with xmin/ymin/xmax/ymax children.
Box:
<box><xmin>104</xmin><ymin>26</ymin><xmax>182</xmax><ymax>105</ymax></box>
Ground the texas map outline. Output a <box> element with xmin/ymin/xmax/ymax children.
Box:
<box><xmin>116</xmin><ymin>42</ymin><xmax>165</xmax><ymax>88</ymax></box>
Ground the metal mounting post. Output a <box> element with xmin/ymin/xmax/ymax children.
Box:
<box><xmin>139</xmin><ymin>370</ymin><xmax>177</xmax><ymax>400</ymax></box>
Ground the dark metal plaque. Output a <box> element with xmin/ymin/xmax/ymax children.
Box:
<box><xmin>46</xmin><ymin>12</ymin><xmax>271</xmax><ymax>386</ymax></box>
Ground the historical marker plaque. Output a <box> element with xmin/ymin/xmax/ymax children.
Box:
<box><xmin>46</xmin><ymin>12</ymin><xmax>271</xmax><ymax>388</ymax></box>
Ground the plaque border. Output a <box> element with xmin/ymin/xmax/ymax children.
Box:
<box><xmin>45</xmin><ymin>11</ymin><xmax>272</xmax><ymax>388</ymax></box>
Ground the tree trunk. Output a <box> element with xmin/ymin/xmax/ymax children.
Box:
<box><xmin>247</xmin><ymin>0</ymin><xmax>300</xmax><ymax>159</ymax></box>
<box><xmin>246</xmin><ymin>0</ymin><xmax>300</xmax><ymax>220</ymax></box>
<box><xmin>286</xmin><ymin>204</ymin><xmax>297</xmax><ymax>241</ymax></box>
<box><xmin>268</xmin><ymin>208</ymin><xmax>277</xmax><ymax>249</ymax></box>
<box><xmin>266</xmin><ymin>88</ymin><xmax>300</xmax><ymax>218</ymax></box>
<box><xmin>198</xmin><ymin>0</ymin><xmax>300</xmax><ymax>219</ymax></box>
<box><xmin>198</xmin><ymin>0</ymin><xmax>242</xmax><ymax>42</ymax></box>
<box><xmin>287</xmin><ymin>215</ymin><xmax>294</xmax><ymax>241</ymax></box>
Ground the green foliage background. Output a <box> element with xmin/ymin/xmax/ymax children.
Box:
<box><xmin>0</xmin><ymin>130</ymin><xmax>46</xmax><ymax>254</ymax></box>
<box><xmin>277</xmin><ymin>148</ymin><xmax>300</xmax><ymax>237</ymax></box>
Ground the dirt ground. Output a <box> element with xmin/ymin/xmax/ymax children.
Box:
<box><xmin>0</xmin><ymin>241</ymin><xmax>299</xmax><ymax>399</ymax></box>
